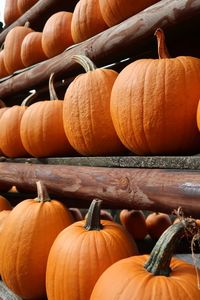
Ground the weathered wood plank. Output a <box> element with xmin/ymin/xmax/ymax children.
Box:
<box><xmin>0</xmin><ymin>0</ymin><xmax>199</xmax><ymax>99</ymax></box>
<box><xmin>0</xmin><ymin>163</ymin><xmax>200</xmax><ymax>217</ymax></box>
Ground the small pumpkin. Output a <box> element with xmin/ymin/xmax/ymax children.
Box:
<box><xmin>20</xmin><ymin>73</ymin><xmax>74</xmax><ymax>157</ymax></box>
<box><xmin>91</xmin><ymin>219</ymin><xmax>200</xmax><ymax>299</ymax></box>
<box><xmin>0</xmin><ymin>195</ymin><xmax>12</xmax><ymax>211</ymax></box>
<box><xmin>99</xmin><ymin>0</ymin><xmax>159</xmax><ymax>27</ymax></box>
<box><xmin>4</xmin><ymin>23</ymin><xmax>33</xmax><ymax>74</ymax></box>
<box><xmin>21</xmin><ymin>31</ymin><xmax>47</xmax><ymax>67</ymax></box>
<box><xmin>17</xmin><ymin>0</ymin><xmax>39</xmax><ymax>15</ymax></box>
<box><xmin>46</xmin><ymin>199</ymin><xmax>138</xmax><ymax>300</ymax></box>
<box><xmin>3</xmin><ymin>0</ymin><xmax>20</xmax><ymax>25</ymax></box>
<box><xmin>71</xmin><ymin>0</ymin><xmax>108</xmax><ymax>43</ymax></box>
<box><xmin>145</xmin><ymin>212</ymin><xmax>172</xmax><ymax>240</ymax></box>
<box><xmin>110</xmin><ymin>28</ymin><xmax>200</xmax><ymax>155</ymax></box>
<box><xmin>63</xmin><ymin>54</ymin><xmax>126</xmax><ymax>156</ymax></box>
<box><xmin>120</xmin><ymin>209</ymin><xmax>148</xmax><ymax>240</ymax></box>
<box><xmin>0</xmin><ymin>181</ymin><xmax>73</xmax><ymax>299</ymax></box>
<box><xmin>42</xmin><ymin>11</ymin><xmax>74</xmax><ymax>58</ymax></box>
<box><xmin>69</xmin><ymin>208</ymin><xmax>83</xmax><ymax>221</ymax></box>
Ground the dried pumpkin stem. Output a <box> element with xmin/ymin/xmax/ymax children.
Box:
<box><xmin>84</xmin><ymin>199</ymin><xmax>103</xmax><ymax>231</ymax></box>
<box><xmin>154</xmin><ymin>28</ymin><xmax>170</xmax><ymax>59</ymax></box>
<box><xmin>72</xmin><ymin>55</ymin><xmax>97</xmax><ymax>72</ymax></box>
<box><xmin>35</xmin><ymin>181</ymin><xmax>51</xmax><ymax>202</ymax></box>
<box><xmin>144</xmin><ymin>218</ymin><xmax>197</xmax><ymax>276</ymax></box>
<box><xmin>49</xmin><ymin>73</ymin><xmax>58</xmax><ymax>100</ymax></box>
<box><xmin>21</xmin><ymin>91</ymin><xmax>37</xmax><ymax>106</ymax></box>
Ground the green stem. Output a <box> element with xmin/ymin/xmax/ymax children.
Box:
<box><xmin>72</xmin><ymin>55</ymin><xmax>97</xmax><ymax>72</ymax></box>
<box><xmin>84</xmin><ymin>199</ymin><xmax>103</xmax><ymax>231</ymax></box>
<box><xmin>35</xmin><ymin>181</ymin><xmax>51</xmax><ymax>202</ymax></box>
<box><xmin>144</xmin><ymin>219</ymin><xmax>196</xmax><ymax>276</ymax></box>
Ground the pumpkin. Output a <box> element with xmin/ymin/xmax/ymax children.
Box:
<box><xmin>0</xmin><ymin>93</ymin><xmax>35</xmax><ymax>157</ymax></box>
<box><xmin>63</xmin><ymin>54</ymin><xmax>125</xmax><ymax>156</ymax></box>
<box><xmin>4</xmin><ymin>23</ymin><xmax>33</xmax><ymax>74</ymax></box>
<box><xmin>0</xmin><ymin>181</ymin><xmax>73</xmax><ymax>299</ymax></box>
<box><xmin>0</xmin><ymin>195</ymin><xmax>12</xmax><ymax>211</ymax></box>
<box><xmin>18</xmin><ymin>0</ymin><xmax>39</xmax><ymax>15</ymax></box>
<box><xmin>42</xmin><ymin>11</ymin><xmax>74</xmax><ymax>58</ymax></box>
<box><xmin>85</xmin><ymin>209</ymin><xmax>114</xmax><ymax>221</ymax></box>
<box><xmin>145</xmin><ymin>212</ymin><xmax>172</xmax><ymax>240</ymax></box>
<box><xmin>21</xmin><ymin>31</ymin><xmax>47</xmax><ymax>67</ymax></box>
<box><xmin>3</xmin><ymin>0</ymin><xmax>20</xmax><ymax>25</ymax></box>
<box><xmin>20</xmin><ymin>73</ymin><xmax>74</xmax><ymax>157</ymax></box>
<box><xmin>69</xmin><ymin>207</ymin><xmax>83</xmax><ymax>221</ymax></box>
<box><xmin>46</xmin><ymin>199</ymin><xmax>138</xmax><ymax>300</ymax></box>
<box><xmin>0</xmin><ymin>100</ymin><xmax>10</xmax><ymax>156</ymax></box>
<box><xmin>119</xmin><ymin>209</ymin><xmax>148</xmax><ymax>240</ymax></box>
<box><xmin>91</xmin><ymin>219</ymin><xmax>200</xmax><ymax>299</ymax></box>
<box><xmin>0</xmin><ymin>210</ymin><xmax>11</xmax><ymax>232</ymax></box>
<box><xmin>99</xmin><ymin>0</ymin><xmax>159</xmax><ymax>27</ymax></box>
<box><xmin>71</xmin><ymin>0</ymin><xmax>108</xmax><ymax>43</ymax></box>
<box><xmin>0</xmin><ymin>50</ymin><xmax>9</xmax><ymax>79</ymax></box>
<box><xmin>110</xmin><ymin>28</ymin><xmax>200</xmax><ymax>155</ymax></box>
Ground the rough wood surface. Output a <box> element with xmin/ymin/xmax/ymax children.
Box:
<box><xmin>0</xmin><ymin>0</ymin><xmax>199</xmax><ymax>99</ymax></box>
<box><xmin>0</xmin><ymin>0</ymin><xmax>78</xmax><ymax>45</ymax></box>
<box><xmin>1</xmin><ymin>163</ymin><xmax>200</xmax><ymax>217</ymax></box>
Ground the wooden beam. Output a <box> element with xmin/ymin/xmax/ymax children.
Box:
<box><xmin>0</xmin><ymin>163</ymin><xmax>200</xmax><ymax>217</ymax></box>
<box><xmin>0</xmin><ymin>0</ymin><xmax>200</xmax><ymax>99</ymax></box>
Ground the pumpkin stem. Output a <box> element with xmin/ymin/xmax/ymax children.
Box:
<box><xmin>35</xmin><ymin>181</ymin><xmax>51</xmax><ymax>202</ymax></box>
<box><xmin>84</xmin><ymin>199</ymin><xmax>103</xmax><ymax>231</ymax></box>
<box><xmin>72</xmin><ymin>55</ymin><xmax>97</xmax><ymax>72</ymax></box>
<box><xmin>24</xmin><ymin>21</ymin><xmax>30</xmax><ymax>28</ymax></box>
<box><xmin>154</xmin><ymin>28</ymin><xmax>170</xmax><ymax>59</ymax></box>
<box><xmin>49</xmin><ymin>73</ymin><xmax>58</xmax><ymax>100</ymax></box>
<box><xmin>0</xmin><ymin>99</ymin><xmax>6</xmax><ymax>108</ymax></box>
<box><xmin>21</xmin><ymin>91</ymin><xmax>37</xmax><ymax>106</ymax></box>
<box><xmin>144</xmin><ymin>218</ymin><xmax>197</xmax><ymax>276</ymax></box>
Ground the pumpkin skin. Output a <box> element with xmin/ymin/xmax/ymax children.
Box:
<box><xmin>20</xmin><ymin>74</ymin><xmax>74</xmax><ymax>157</ymax></box>
<box><xmin>99</xmin><ymin>0</ymin><xmax>159</xmax><ymax>27</ymax></box>
<box><xmin>21</xmin><ymin>31</ymin><xmax>47</xmax><ymax>67</ymax></box>
<box><xmin>146</xmin><ymin>212</ymin><xmax>172</xmax><ymax>240</ymax></box>
<box><xmin>3</xmin><ymin>0</ymin><xmax>20</xmax><ymax>25</ymax></box>
<box><xmin>0</xmin><ymin>210</ymin><xmax>11</xmax><ymax>232</ymax></box>
<box><xmin>46</xmin><ymin>199</ymin><xmax>138</xmax><ymax>300</ymax></box>
<box><xmin>42</xmin><ymin>11</ymin><xmax>74</xmax><ymax>58</ymax></box>
<box><xmin>4</xmin><ymin>25</ymin><xmax>33</xmax><ymax>74</ymax></box>
<box><xmin>0</xmin><ymin>50</ymin><xmax>9</xmax><ymax>79</ymax></box>
<box><xmin>18</xmin><ymin>0</ymin><xmax>39</xmax><ymax>14</ymax></box>
<box><xmin>0</xmin><ymin>196</ymin><xmax>12</xmax><ymax>211</ymax></box>
<box><xmin>63</xmin><ymin>55</ymin><xmax>125</xmax><ymax>156</ymax></box>
<box><xmin>91</xmin><ymin>221</ymin><xmax>200</xmax><ymax>300</ymax></box>
<box><xmin>0</xmin><ymin>181</ymin><xmax>73</xmax><ymax>299</ymax></box>
<box><xmin>110</xmin><ymin>28</ymin><xmax>200</xmax><ymax>155</ymax></box>
<box><xmin>71</xmin><ymin>0</ymin><xmax>108</xmax><ymax>43</ymax></box>
<box><xmin>119</xmin><ymin>209</ymin><xmax>148</xmax><ymax>240</ymax></box>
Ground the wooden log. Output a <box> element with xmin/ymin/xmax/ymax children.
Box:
<box><xmin>0</xmin><ymin>0</ymin><xmax>200</xmax><ymax>99</ymax></box>
<box><xmin>0</xmin><ymin>162</ymin><xmax>200</xmax><ymax>217</ymax></box>
<box><xmin>0</xmin><ymin>0</ymin><xmax>78</xmax><ymax>45</ymax></box>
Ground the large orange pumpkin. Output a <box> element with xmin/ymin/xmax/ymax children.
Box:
<box><xmin>4</xmin><ymin>23</ymin><xmax>33</xmax><ymax>74</ymax></box>
<box><xmin>110</xmin><ymin>28</ymin><xmax>200</xmax><ymax>155</ymax></box>
<box><xmin>21</xmin><ymin>31</ymin><xmax>47</xmax><ymax>67</ymax></box>
<box><xmin>0</xmin><ymin>181</ymin><xmax>73</xmax><ymax>299</ymax></box>
<box><xmin>91</xmin><ymin>219</ymin><xmax>200</xmax><ymax>299</ymax></box>
<box><xmin>42</xmin><ymin>11</ymin><xmax>74</xmax><ymax>58</ymax></box>
<box><xmin>63</xmin><ymin>55</ymin><xmax>125</xmax><ymax>156</ymax></box>
<box><xmin>20</xmin><ymin>73</ymin><xmax>74</xmax><ymax>157</ymax></box>
<box><xmin>46</xmin><ymin>199</ymin><xmax>138</xmax><ymax>300</ymax></box>
<box><xmin>99</xmin><ymin>0</ymin><xmax>159</xmax><ymax>27</ymax></box>
<box><xmin>71</xmin><ymin>0</ymin><xmax>108</xmax><ymax>43</ymax></box>
<box><xmin>17</xmin><ymin>0</ymin><xmax>39</xmax><ymax>14</ymax></box>
<box><xmin>3</xmin><ymin>0</ymin><xmax>20</xmax><ymax>25</ymax></box>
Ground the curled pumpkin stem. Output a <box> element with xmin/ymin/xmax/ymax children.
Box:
<box><xmin>49</xmin><ymin>73</ymin><xmax>58</xmax><ymax>100</ymax></box>
<box><xmin>72</xmin><ymin>55</ymin><xmax>97</xmax><ymax>72</ymax></box>
<box><xmin>154</xmin><ymin>28</ymin><xmax>170</xmax><ymax>59</ymax></box>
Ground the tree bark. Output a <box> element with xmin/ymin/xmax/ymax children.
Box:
<box><xmin>1</xmin><ymin>162</ymin><xmax>200</xmax><ymax>217</ymax></box>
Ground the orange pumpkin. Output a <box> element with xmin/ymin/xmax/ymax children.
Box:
<box><xmin>0</xmin><ymin>195</ymin><xmax>12</xmax><ymax>211</ymax></box>
<box><xmin>0</xmin><ymin>210</ymin><xmax>11</xmax><ymax>231</ymax></box>
<box><xmin>0</xmin><ymin>50</ymin><xmax>9</xmax><ymax>79</ymax></box>
<box><xmin>71</xmin><ymin>0</ymin><xmax>108</xmax><ymax>43</ymax></box>
<box><xmin>146</xmin><ymin>212</ymin><xmax>172</xmax><ymax>240</ymax></box>
<box><xmin>120</xmin><ymin>209</ymin><xmax>148</xmax><ymax>240</ymax></box>
<box><xmin>20</xmin><ymin>73</ymin><xmax>74</xmax><ymax>157</ymax></box>
<box><xmin>42</xmin><ymin>11</ymin><xmax>74</xmax><ymax>58</ymax></box>
<box><xmin>99</xmin><ymin>0</ymin><xmax>159</xmax><ymax>27</ymax></box>
<box><xmin>18</xmin><ymin>0</ymin><xmax>39</xmax><ymax>14</ymax></box>
<box><xmin>0</xmin><ymin>181</ymin><xmax>73</xmax><ymax>299</ymax></box>
<box><xmin>4</xmin><ymin>24</ymin><xmax>33</xmax><ymax>74</ymax></box>
<box><xmin>91</xmin><ymin>220</ymin><xmax>200</xmax><ymax>299</ymax></box>
<box><xmin>46</xmin><ymin>199</ymin><xmax>138</xmax><ymax>300</ymax></box>
<box><xmin>110</xmin><ymin>28</ymin><xmax>200</xmax><ymax>155</ymax></box>
<box><xmin>63</xmin><ymin>55</ymin><xmax>125</xmax><ymax>156</ymax></box>
<box><xmin>3</xmin><ymin>0</ymin><xmax>20</xmax><ymax>25</ymax></box>
<box><xmin>21</xmin><ymin>31</ymin><xmax>47</xmax><ymax>67</ymax></box>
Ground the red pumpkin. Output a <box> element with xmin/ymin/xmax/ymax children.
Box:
<box><xmin>110</xmin><ymin>28</ymin><xmax>200</xmax><ymax>155</ymax></box>
<box><xmin>46</xmin><ymin>199</ymin><xmax>138</xmax><ymax>300</ymax></box>
<box><xmin>3</xmin><ymin>0</ymin><xmax>20</xmax><ymax>25</ymax></box>
<box><xmin>146</xmin><ymin>212</ymin><xmax>172</xmax><ymax>240</ymax></box>
<box><xmin>0</xmin><ymin>181</ymin><xmax>73</xmax><ymax>299</ymax></box>
<box><xmin>42</xmin><ymin>11</ymin><xmax>74</xmax><ymax>58</ymax></box>
<box><xmin>0</xmin><ymin>196</ymin><xmax>12</xmax><ymax>211</ymax></box>
<box><xmin>18</xmin><ymin>0</ymin><xmax>39</xmax><ymax>14</ymax></box>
